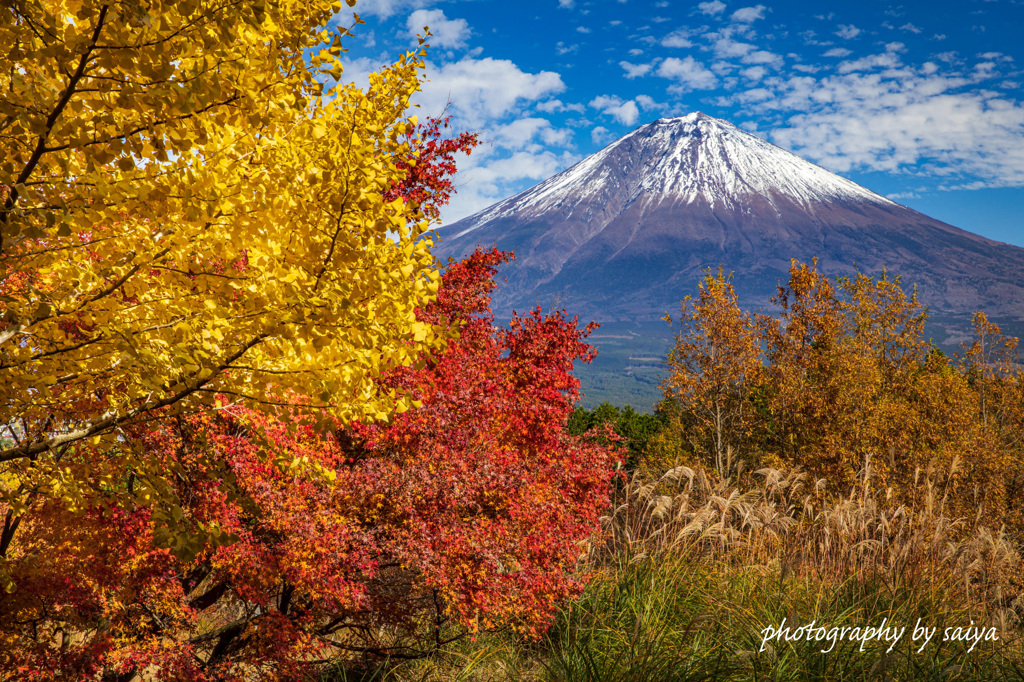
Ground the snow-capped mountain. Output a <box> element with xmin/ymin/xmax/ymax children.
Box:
<box><xmin>433</xmin><ymin>112</ymin><xmax>1024</xmax><ymax>323</ymax></box>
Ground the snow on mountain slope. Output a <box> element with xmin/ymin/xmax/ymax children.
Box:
<box><xmin>454</xmin><ymin>112</ymin><xmax>896</xmax><ymax>238</ymax></box>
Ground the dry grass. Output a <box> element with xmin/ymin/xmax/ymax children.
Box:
<box><xmin>324</xmin><ymin>458</ymin><xmax>1024</xmax><ymax>681</ymax></box>
<box><xmin>596</xmin><ymin>459</ymin><xmax>1022</xmax><ymax>620</ymax></box>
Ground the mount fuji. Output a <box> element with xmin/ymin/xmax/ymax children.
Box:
<box><xmin>434</xmin><ymin>113</ymin><xmax>1024</xmax><ymax>325</ymax></box>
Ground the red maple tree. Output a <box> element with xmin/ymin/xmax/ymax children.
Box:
<box><xmin>384</xmin><ymin>114</ymin><xmax>480</xmax><ymax>220</ymax></box>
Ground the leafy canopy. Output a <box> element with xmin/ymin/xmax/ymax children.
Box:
<box><xmin>0</xmin><ymin>1</ymin><xmax>446</xmax><ymax>470</ymax></box>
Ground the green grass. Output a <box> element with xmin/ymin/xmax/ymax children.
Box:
<box><xmin>323</xmin><ymin>552</ymin><xmax>1024</xmax><ymax>681</ymax></box>
<box><xmin>540</xmin><ymin>555</ymin><xmax>1024</xmax><ymax>682</ymax></box>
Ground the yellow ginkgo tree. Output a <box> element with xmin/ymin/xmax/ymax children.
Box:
<box><xmin>0</xmin><ymin>2</ymin><xmax>444</xmax><ymax>470</ymax></box>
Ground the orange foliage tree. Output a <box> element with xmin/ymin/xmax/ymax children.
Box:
<box><xmin>660</xmin><ymin>269</ymin><xmax>761</xmax><ymax>477</ymax></box>
<box><xmin>655</xmin><ymin>261</ymin><xmax>1024</xmax><ymax>523</ymax></box>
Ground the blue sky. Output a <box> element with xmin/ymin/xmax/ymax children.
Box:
<box><xmin>340</xmin><ymin>0</ymin><xmax>1024</xmax><ymax>247</ymax></box>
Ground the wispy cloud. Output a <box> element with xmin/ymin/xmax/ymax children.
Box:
<box><xmin>603</xmin><ymin>7</ymin><xmax>1024</xmax><ymax>191</ymax></box>
<box><xmin>731</xmin><ymin>5</ymin><xmax>767</xmax><ymax>23</ymax></box>
<box><xmin>590</xmin><ymin>95</ymin><xmax>641</xmax><ymax>125</ymax></box>
<box><xmin>407</xmin><ymin>9</ymin><xmax>469</xmax><ymax>48</ymax></box>
<box><xmin>620</xmin><ymin>60</ymin><xmax>655</xmax><ymax>78</ymax></box>
<box><xmin>352</xmin><ymin>0</ymin><xmax>433</xmax><ymax>18</ymax></box>
<box><xmin>535</xmin><ymin>99</ymin><xmax>586</xmax><ymax>114</ymax></box>
<box><xmin>835</xmin><ymin>24</ymin><xmax>861</xmax><ymax>39</ymax></box>
<box><xmin>635</xmin><ymin>94</ymin><xmax>667</xmax><ymax>111</ymax></box>
<box><xmin>662</xmin><ymin>29</ymin><xmax>694</xmax><ymax>48</ymax></box>
<box><xmin>591</xmin><ymin>126</ymin><xmax>613</xmax><ymax>144</ymax></box>
<box><xmin>414</xmin><ymin>57</ymin><xmax>565</xmax><ymax>126</ymax></box>
<box><xmin>749</xmin><ymin>57</ymin><xmax>1024</xmax><ymax>187</ymax></box>
<box><xmin>657</xmin><ymin>56</ymin><xmax>718</xmax><ymax>90</ymax></box>
<box><xmin>697</xmin><ymin>1</ymin><xmax>727</xmax><ymax>16</ymax></box>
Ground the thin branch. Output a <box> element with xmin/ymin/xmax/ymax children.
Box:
<box><xmin>1</xmin><ymin>5</ymin><xmax>111</xmax><ymax>254</ymax></box>
<box><xmin>0</xmin><ymin>333</ymin><xmax>269</xmax><ymax>463</ymax></box>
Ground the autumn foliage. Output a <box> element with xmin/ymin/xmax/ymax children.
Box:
<box><xmin>1</xmin><ymin>1</ymin><xmax>445</xmax><ymax>471</ymax></box>
<box><xmin>384</xmin><ymin>115</ymin><xmax>480</xmax><ymax>220</ymax></box>
<box><xmin>0</xmin><ymin>249</ymin><xmax>617</xmax><ymax>679</ymax></box>
<box><xmin>655</xmin><ymin>262</ymin><xmax>1024</xmax><ymax>524</ymax></box>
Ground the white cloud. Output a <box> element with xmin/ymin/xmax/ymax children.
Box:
<box><xmin>697</xmin><ymin>0</ymin><xmax>727</xmax><ymax>16</ymax></box>
<box><xmin>835</xmin><ymin>24</ymin><xmax>861</xmax><ymax>40</ymax></box>
<box><xmin>741</xmin><ymin>65</ymin><xmax>768</xmax><ymax>80</ymax></box>
<box><xmin>407</xmin><ymin>9</ymin><xmax>470</xmax><ymax>49</ymax></box>
<box><xmin>736</xmin><ymin>54</ymin><xmax>1024</xmax><ymax>189</ymax></box>
<box><xmin>558</xmin><ymin>0</ymin><xmax>574</xmax><ymax>7</ymax></box>
<box><xmin>731</xmin><ymin>5</ymin><xmax>766</xmax><ymax>23</ymax></box>
<box><xmin>979</xmin><ymin>52</ymin><xmax>1013</xmax><ymax>62</ymax></box>
<box><xmin>476</xmin><ymin>152</ymin><xmax>575</xmax><ymax>185</ymax></box>
<box><xmin>435</xmin><ymin>117</ymin><xmax>582</xmax><ymax>224</ymax></box>
<box><xmin>823</xmin><ymin>48</ymin><xmax>852</xmax><ymax>58</ymax></box>
<box><xmin>773</xmin><ymin>93</ymin><xmax>1024</xmax><ymax>187</ymax></box>
<box><xmin>343</xmin><ymin>54</ymin><xmax>577</xmax><ymax>227</ymax></box>
<box><xmin>440</xmin><ymin>148</ymin><xmax>580</xmax><ymax>224</ymax></box>
<box><xmin>352</xmin><ymin>0</ymin><xmax>432</xmax><ymax>18</ymax></box>
<box><xmin>628</xmin><ymin>48</ymin><xmax>644</xmax><ymax>56</ymax></box>
<box><xmin>900</xmin><ymin>23</ymin><xmax>922</xmax><ymax>34</ymax></box>
<box><xmin>535</xmin><ymin>99</ymin><xmax>586</xmax><ymax>114</ymax></box>
<box><xmin>657</xmin><ymin>56</ymin><xmax>718</xmax><ymax>90</ymax></box>
<box><xmin>491</xmin><ymin>118</ymin><xmax>573</xmax><ymax>149</ymax></box>
<box><xmin>712</xmin><ymin>60</ymin><xmax>736</xmax><ymax>76</ymax></box>
<box><xmin>662</xmin><ymin>30</ymin><xmax>694</xmax><ymax>48</ymax></box>
<box><xmin>591</xmin><ymin>126</ymin><xmax>614</xmax><ymax>144</ymax></box>
<box><xmin>415</xmin><ymin>57</ymin><xmax>565</xmax><ymax>126</ymax></box>
<box><xmin>836</xmin><ymin>52</ymin><xmax>900</xmax><ymax>73</ymax></box>
<box><xmin>743</xmin><ymin>50</ymin><xmax>782</xmax><ymax>66</ymax></box>
<box><xmin>714</xmin><ymin>37</ymin><xmax>756</xmax><ymax>58</ymax></box>
<box><xmin>338</xmin><ymin>56</ymin><xmax>382</xmax><ymax>90</ymax></box>
<box><xmin>590</xmin><ymin>95</ymin><xmax>641</xmax><ymax>126</ymax></box>
<box><xmin>974</xmin><ymin>61</ymin><xmax>998</xmax><ymax>79</ymax></box>
<box><xmin>635</xmin><ymin>94</ymin><xmax>665</xmax><ymax>111</ymax></box>
<box><xmin>737</xmin><ymin>87</ymin><xmax>772</xmax><ymax>102</ymax></box>
<box><xmin>620</xmin><ymin>60</ymin><xmax>655</xmax><ymax>78</ymax></box>
<box><xmin>886</xmin><ymin>191</ymin><xmax>921</xmax><ymax>200</ymax></box>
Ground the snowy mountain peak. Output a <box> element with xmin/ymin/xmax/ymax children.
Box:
<box><xmin>457</xmin><ymin>113</ymin><xmax>896</xmax><ymax>236</ymax></box>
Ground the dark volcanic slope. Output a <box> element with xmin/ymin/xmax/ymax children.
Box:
<box><xmin>433</xmin><ymin>113</ymin><xmax>1024</xmax><ymax>322</ymax></box>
